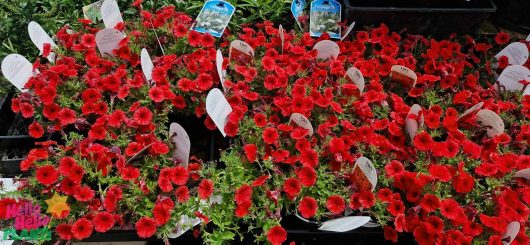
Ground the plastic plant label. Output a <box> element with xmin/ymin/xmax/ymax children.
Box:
<box><xmin>513</xmin><ymin>168</ymin><xmax>530</xmax><ymax>180</ymax></box>
<box><xmin>216</xmin><ymin>49</ymin><xmax>227</xmax><ymax>92</ymax></box>
<box><xmin>476</xmin><ymin>109</ymin><xmax>505</xmax><ymax>137</ymax></box>
<box><xmin>279</xmin><ymin>24</ymin><xmax>285</xmax><ymax>53</ymax></box>
<box><xmin>527</xmin><ymin>34</ymin><xmax>530</xmax><ymax>41</ymax></box>
<box><xmin>310</xmin><ymin>0</ymin><xmax>341</xmax><ymax>39</ymax></box>
<box><xmin>345</xmin><ymin>67</ymin><xmax>365</xmax><ymax>95</ymax></box>
<box><xmin>95</xmin><ymin>28</ymin><xmax>124</xmax><ymax>57</ymax></box>
<box><xmin>495</xmin><ymin>42</ymin><xmax>529</xmax><ymax>65</ymax></box>
<box><xmin>83</xmin><ymin>0</ymin><xmax>103</xmax><ymax>22</ymax></box>
<box><xmin>341</xmin><ymin>21</ymin><xmax>356</xmax><ymax>41</ymax></box>
<box><xmin>1</xmin><ymin>54</ymin><xmax>33</xmax><ymax>91</ymax></box>
<box><xmin>458</xmin><ymin>102</ymin><xmax>484</xmax><ymax>120</ymax></box>
<box><xmin>229</xmin><ymin>40</ymin><xmax>254</xmax><ymax>65</ymax></box>
<box><xmin>0</xmin><ymin>178</ymin><xmax>19</xmax><ymax>194</ymax></box>
<box><xmin>291</xmin><ymin>0</ymin><xmax>306</xmax><ymax>30</ymax></box>
<box><xmin>192</xmin><ymin>0</ymin><xmax>235</xmax><ymax>38</ymax></box>
<box><xmin>206</xmin><ymin>88</ymin><xmax>233</xmax><ymax>137</ymax></box>
<box><xmin>362</xmin><ymin>221</ymin><xmax>381</xmax><ymax>228</ymax></box>
<box><xmin>405</xmin><ymin>104</ymin><xmax>423</xmax><ymax>140</ymax></box>
<box><xmin>127</xmin><ymin>143</ymin><xmax>153</xmax><ymax>164</ymax></box>
<box><xmin>318</xmin><ymin>216</ymin><xmax>371</xmax><ymax>232</ymax></box>
<box><xmin>141</xmin><ymin>48</ymin><xmax>154</xmax><ymax>82</ymax></box>
<box><xmin>351</xmin><ymin>157</ymin><xmax>377</xmax><ymax>191</ymax></box>
<box><xmin>313</xmin><ymin>40</ymin><xmax>340</xmax><ymax>60</ymax></box>
<box><xmin>502</xmin><ymin>221</ymin><xmax>520</xmax><ymax>245</ymax></box>
<box><xmin>289</xmin><ymin>113</ymin><xmax>314</xmax><ymax>137</ymax></box>
<box><xmin>390</xmin><ymin>65</ymin><xmax>417</xmax><ymax>87</ymax></box>
<box><xmin>28</xmin><ymin>21</ymin><xmax>57</xmax><ymax>62</ymax></box>
<box><xmin>169</xmin><ymin>122</ymin><xmax>191</xmax><ymax>167</ymax></box>
<box><xmin>497</xmin><ymin>65</ymin><xmax>530</xmax><ymax>92</ymax></box>
<box><xmin>168</xmin><ymin>215</ymin><xmax>201</xmax><ymax>239</ymax></box>
<box><xmin>101</xmin><ymin>0</ymin><xmax>123</xmax><ymax>29</ymax></box>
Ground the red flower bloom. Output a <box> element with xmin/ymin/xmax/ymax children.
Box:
<box><xmin>36</xmin><ymin>165</ymin><xmax>59</xmax><ymax>185</ymax></box>
<box><xmin>452</xmin><ymin>163</ymin><xmax>475</xmax><ymax>194</ymax></box>
<box><xmin>358</xmin><ymin>190</ymin><xmax>376</xmax><ymax>208</ymax></box>
<box><xmin>328</xmin><ymin>138</ymin><xmax>345</xmax><ymax>153</ymax></box>
<box><xmin>81</xmin><ymin>34</ymin><xmax>96</xmax><ymax>48</ymax></box>
<box><xmin>494</xmin><ymin>32</ymin><xmax>510</xmax><ymax>45</ymax></box>
<box><xmin>428</xmin><ymin>164</ymin><xmax>452</xmax><ymax>182</ymax></box>
<box><xmin>384</xmin><ymin>160</ymin><xmax>404</xmax><ymax>178</ymax></box>
<box><xmin>56</xmin><ymin>223</ymin><xmax>73</xmax><ymax>240</ymax></box>
<box><xmin>153</xmin><ymin>203</ymin><xmax>171</xmax><ymax>226</ymax></box>
<box><xmin>133</xmin><ymin>107</ymin><xmax>153</xmax><ymax>125</ymax></box>
<box><xmin>267</xmin><ymin>225</ymin><xmax>287</xmax><ymax>245</ymax></box>
<box><xmin>419</xmin><ymin>194</ymin><xmax>440</xmax><ymax>213</ymax></box>
<box><xmin>135</xmin><ymin>217</ymin><xmax>157</xmax><ymax>238</ymax></box>
<box><xmin>28</xmin><ymin>121</ymin><xmax>44</xmax><ymax>138</ymax></box>
<box><xmin>298</xmin><ymin>196</ymin><xmax>318</xmax><ymax>218</ymax></box>
<box><xmin>173</xmin><ymin>166</ymin><xmax>189</xmax><ymax>185</ymax></box>
<box><xmin>479</xmin><ymin>214</ymin><xmax>507</xmax><ymax>233</ymax></box>
<box><xmin>175</xmin><ymin>186</ymin><xmax>190</xmax><ymax>203</ymax></box>
<box><xmin>297</xmin><ymin>166</ymin><xmax>317</xmax><ymax>187</ymax></box>
<box><xmin>384</xmin><ymin>225</ymin><xmax>398</xmax><ymax>243</ymax></box>
<box><xmin>243</xmin><ymin>144</ymin><xmax>258</xmax><ymax>162</ymax></box>
<box><xmin>263</xmin><ymin>127</ymin><xmax>279</xmax><ymax>144</ymax></box>
<box><xmin>440</xmin><ymin>198</ymin><xmax>463</xmax><ymax>220</ymax></box>
<box><xmin>72</xmin><ymin>218</ymin><xmax>94</xmax><ymax>240</ymax></box>
<box><xmin>253</xmin><ymin>113</ymin><xmax>267</xmax><ymax>127</ymax></box>
<box><xmin>93</xmin><ymin>212</ymin><xmax>115</xmax><ymax>232</ymax></box>
<box><xmin>413</xmin><ymin>132</ymin><xmax>433</xmax><ymax>151</ymax></box>
<box><xmin>74</xmin><ymin>186</ymin><xmax>95</xmax><ymax>202</ymax></box>
<box><xmin>251</xmin><ymin>175</ymin><xmax>270</xmax><ymax>187</ymax></box>
<box><xmin>326</xmin><ymin>195</ymin><xmax>346</xmax><ymax>215</ymax></box>
<box><xmin>149</xmin><ymin>86</ymin><xmax>165</xmax><ymax>102</ymax></box>
<box><xmin>387</xmin><ymin>199</ymin><xmax>405</xmax><ymax>216</ymax></box>
<box><xmin>198</xmin><ymin>179</ymin><xmax>214</xmax><ymax>200</ymax></box>
<box><xmin>58</xmin><ymin>108</ymin><xmax>76</xmax><ymax>125</ymax></box>
<box><xmin>283</xmin><ymin>178</ymin><xmax>301</xmax><ymax>198</ymax></box>
<box><xmin>300</xmin><ymin>149</ymin><xmax>319</xmax><ymax>168</ymax></box>
<box><xmin>235</xmin><ymin>184</ymin><xmax>253</xmax><ymax>205</ymax></box>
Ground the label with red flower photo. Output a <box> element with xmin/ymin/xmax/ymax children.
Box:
<box><xmin>28</xmin><ymin>21</ymin><xmax>57</xmax><ymax>62</ymax></box>
<box><xmin>497</xmin><ymin>65</ymin><xmax>530</xmax><ymax>92</ymax></box>
<box><xmin>83</xmin><ymin>0</ymin><xmax>103</xmax><ymax>22</ymax></box>
<box><xmin>405</xmin><ymin>104</ymin><xmax>423</xmax><ymax>140</ymax></box>
<box><xmin>289</xmin><ymin>113</ymin><xmax>314</xmax><ymax>137</ymax></box>
<box><xmin>345</xmin><ymin>67</ymin><xmax>365</xmax><ymax>95</ymax></box>
<box><xmin>476</xmin><ymin>109</ymin><xmax>505</xmax><ymax>138</ymax></box>
<box><xmin>95</xmin><ymin>28</ymin><xmax>124</xmax><ymax>57</ymax></box>
<box><xmin>169</xmin><ymin>122</ymin><xmax>191</xmax><ymax>167</ymax></box>
<box><xmin>310</xmin><ymin>0</ymin><xmax>341</xmax><ymax>39</ymax></box>
<box><xmin>101</xmin><ymin>0</ymin><xmax>123</xmax><ymax>29</ymax></box>
<box><xmin>229</xmin><ymin>40</ymin><xmax>254</xmax><ymax>65</ymax></box>
<box><xmin>1</xmin><ymin>54</ymin><xmax>33</xmax><ymax>92</ymax></box>
<box><xmin>390</xmin><ymin>65</ymin><xmax>417</xmax><ymax>87</ymax></box>
<box><xmin>291</xmin><ymin>0</ymin><xmax>306</xmax><ymax>30</ymax></box>
<box><xmin>351</xmin><ymin>157</ymin><xmax>377</xmax><ymax>192</ymax></box>
<box><xmin>313</xmin><ymin>40</ymin><xmax>340</xmax><ymax>60</ymax></box>
<box><xmin>495</xmin><ymin>42</ymin><xmax>529</xmax><ymax>66</ymax></box>
<box><xmin>192</xmin><ymin>1</ymin><xmax>235</xmax><ymax>38</ymax></box>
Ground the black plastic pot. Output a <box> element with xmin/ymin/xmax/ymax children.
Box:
<box><xmin>490</xmin><ymin>0</ymin><xmax>530</xmax><ymax>33</ymax></box>
<box><xmin>342</xmin><ymin>0</ymin><xmax>496</xmax><ymax>34</ymax></box>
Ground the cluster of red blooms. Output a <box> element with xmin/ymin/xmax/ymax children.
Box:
<box><xmin>2</xmin><ymin>4</ymin><xmax>530</xmax><ymax>245</ymax></box>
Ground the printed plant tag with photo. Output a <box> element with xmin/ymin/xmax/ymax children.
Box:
<box><xmin>206</xmin><ymin>88</ymin><xmax>233</xmax><ymax>137</ymax></box>
<box><xmin>0</xmin><ymin>178</ymin><xmax>19</xmax><ymax>194</ymax></box>
<box><xmin>313</xmin><ymin>40</ymin><xmax>340</xmax><ymax>60</ymax></box>
<box><xmin>28</xmin><ymin>21</ymin><xmax>57</xmax><ymax>62</ymax></box>
<box><xmin>341</xmin><ymin>21</ymin><xmax>356</xmax><ymax>41</ymax></box>
<box><xmin>351</xmin><ymin>157</ymin><xmax>377</xmax><ymax>192</ymax></box>
<box><xmin>390</xmin><ymin>65</ymin><xmax>417</xmax><ymax>87</ymax></box>
<box><xmin>216</xmin><ymin>49</ymin><xmax>227</xmax><ymax>92</ymax></box>
<box><xmin>83</xmin><ymin>0</ymin><xmax>104</xmax><ymax>22</ymax></box>
<box><xmin>229</xmin><ymin>40</ymin><xmax>254</xmax><ymax>65</ymax></box>
<box><xmin>458</xmin><ymin>102</ymin><xmax>484</xmax><ymax>120</ymax></box>
<box><xmin>168</xmin><ymin>215</ymin><xmax>201</xmax><ymax>239</ymax></box>
<box><xmin>192</xmin><ymin>0</ymin><xmax>235</xmax><ymax>38</ymax></box>
<box><xmin>141</xmin><ymin>48</ymin><xmax>154</xmax><ymax>82</ymax></box>
<box><xmin>1</xmin><ymin>54</ymin><xmax>33</xmax><ymax>91</ymax></box>
<box><xmin>289</xmin><ymin>113</ymin><xmax>314</xmax><ymax>137</ymax></box>
<box><xmin>291</xmin><ymin>0</ymin><xmax>307</xmax><ymax>30</ymax></box>
<box><xmin>169</xmin><ymin>123</ymin><xmax>191</xmax><ymax>167</ymax></box>
<box><xmin>310</xmin><ymin>0</ymin><xmax>341</xmax><ymax>39</ymax></box>
<box><xmin>495</xmin><ymin>42</ymin><xmax>529</xmax><ymax>65</ymax></box>
<box><xmin>513</xmin><ymin>168</ymin><xmax>530</xmax><ymax>180</ymax></box>
<box><xmin>476</xmin><ymin>109</ymin><xmax>505</xmax><ymax>138</ymax></box>
<box><xmin>101</xmin><ymin>0</ymin><xmax>123</xmax><ymax>29</ymax></box>
<box><xmin>319</xmin><ymin>216</ymin><xmax>371</xmax><ymax>232</ymax></box>
<box><xmin>502</xmin><ymin>221</ymin><xmax>520</xmax><ymax>245</ymax></box>
<box><xmin>497</xmin><ymin>65</ymin><xmax>530</xmax><ymax>92</ymax></box>
<box><xmin>345</xmin><ymin>67</ymin><xmax>365</xmax><ymax>95</ymax></box>
<box><xmin>95</xmin><ymin>28</ymin><xmax>124</xmax><ymax>57</ymax></box>
<box><xmin>405</xmin><ymin>104</ymin><xmax>423</xmax><ymax>140</ymax></box>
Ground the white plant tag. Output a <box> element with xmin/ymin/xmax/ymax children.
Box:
<box><xmin>362</xmin><ymin>221</ymin><xmax>381</xmax><ymax>228</ymax></box>
<box><xmin>28</xmin><ymin>21</ymin><xmax>57</xmax><ymax>62</ymax></box>
<box><xmin>1</xmin><ymin>54</ymin><xmax>33</xmax><ymax>91</ymax></box>
<box><xmin>318</xmin><ymin>216</ymin><xmax>371</xmax><ymax>232</ymax></box>
<box><xmin>216</xmin><ymin>49</ymin><xmax>227</xmax><ymax>92</ymax></box>
<box><xmin>229</xmin><ymin>40</ymin><xmax>254</xmax><ymax>65</ymax></box>
<box><xmin>206</xmin><ymin>88</ymin><xmax>233</xmax><ymax>137</ymax></box>
<box><xmin>513</xmin><ymin>168</ymin><xmax>530</xmax><ymax>180</ymax></box>
<box><xmin>345</xmin><ymin>67</ymin><xmax>365</xmax><ymax>94</ymax></box>
<box><xmin>289</xmin><ymin>113</ymin><xmax>314</xmax><ymax>137</ymax></box>
<box><xmin>101</xmin><ymin>0</ymin><xmax>123</xmax><ymax>29</ymax></box>
<box><xmin>95</xmin><ymin>28</ymin><xmax>124</xmax><ymax>57</ymax></box>
<box><xmin>502</xmin><ymin>221</ymin><xmax>520</xmax><ymax>245</ymax></box>
<box><xmin>0</xmin><ymin>178</ymin><xmax>19</xmax><ymax>194</ymax></box>
<box><xmin>390</xmin><ymin>65</ymin><xmax>417</xmax><ymax>87</ymax></box>
<box><xmin>351</xmin><ymin>157</ymin><xmax>377</xmax><ymax>191</ymax></box>
<box><xmin>83</xmin><ymin>0</ymin><xmax>104</xmax><ymax>22</ymax></box>
<box><xmin>341</xmin><ymin>21</ymin><xmax>356</xmax><ymax>41</ymax></box>
<box><xmin>168</xmin><ymin>215</ymin><xmax>201</xmax><ymax>239</ymax></box>
<box><xmin>527</xmin><ymin>34</ymin><xmax>530</xmax><ymax>41</ymax></box>
<box><xmin>495</xmin><ymin>42</ymin><xmax>529</xmax><ymax>65</ymax></box>
<box><xmin>476</xmin><ymin>109</ymin><xmax>505</xmax><ymax>137</ymax></box>
<box><xmin>405</xmin><ymin>104</ymin><xmax>423</xmax><ymax>140</ymax></box>
<box><xmin>169</xmin><ymin>123</ymin><xmax>191</xmax><ymax>167</ymax></box>
<box><xmin>140</xmin><ymin>48</ymin><xmax>154</xmax><ymax>82</ymax></box>
<box><xmin>313</xmin><ymin>40</ymin><xmax>340</xmax><ymax>60</ymax></box>
<box><xmin>497</xmin><ymin>65</ymin><xmax>530</xmax><ymax>91</ymax></box>
<box><xmin>458</xmin><ymin>102</ymin><xmax>484</xmax><ymax>120</ymax></box>
<box><xmin>279</xmin><ymin>24</ymin><xmax>285</xmax><ymax>53</ymax></box>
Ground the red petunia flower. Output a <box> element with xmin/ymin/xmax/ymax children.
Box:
<box><xmin>72</xmin><ymin>218</ymin><xmax>94</xmax><ymax>240</ymax></box>
<box><xmin>253</xmin><ymin>113</ymin><xmax>267</xmax><ymax>127</ymax></box>
<box><xmin>175</xmin><ymin>186</ymin><xmax>190</xmax><ymax>203</ymax></box>
<box><xmin>452</xmin><ymin>162</ymin><xmax>475</xmax><ymax>194</ymax></box>
<box><xmin>198</xmin><ymin>179</ymin><xmax>214</xmax><ymax>200</ymax></box>
<box><xmin>283</xmin><ymin>178</ymin><xmax>301</xmax><ymax>199</ymax></box>
<box><xmin>135</xmin><ymin>217</ymin><xmax>157</xmax><ymax>238</ymax></box>
<box><xmin>297</xmin><ymin>166</ymin><xmax>316</xmax><ymax>187</ymax></box>
<box><xmin>133</xmin><ymin>107</ymin><xmax>153</xmax><ymax>125</ymax></box>
<box><xmin>384</xmin><ymin>225</ymin><xmax>398</xmax><ymax>243</ymax></box>
<box><xmin>173</xmin><ymin>166</ymin><xmax>189</xmax><ymax>185</ymax></box>
<box><xmin>440</xmin><ymin>198</ymin><xmax>463</xmax><ymax>220</ymax></box>
<box><xmin>93</xmin><ymin>212</ymin><xmax>115</xmax><ymax>233</ymax></box>
<box><xmin>81</xmin><ymin>34</ymin><xmax>97</xmax><ymax>48</ymax></box>
<box><xmin>413</xmin><ymin>132</ymin><xmax>433</xmax><ymax>151</ymax></box>
<box><xmin>494</xmin><ymin>32</ymin><xmax>510</xmax><ymax>45</ymax></box>
<box><xmin>148</xmin><ymin>86</ymin><xmax>165</xmax><ymax>102</ymax></box>
<box><xmin>56</xmin><ymin>223</ymin><xmax>73</xmax><ymax>240</ymax></box>
<box><xmin>251</xmin><ymin>175</ymin><xmax>269</xmax><ymax>187</ymax></box>
<box><xmin>235</xmin><ymin>184</ymin><xmax>253</xmax><ymax>205</ymax></box>
<box><xmin>326</xmin><ymin>195</ymin><xmax>345</xmax><ymax>215</ymax></box>
<box><xmin>74</xmin><ymin>186</ymin><xmax>95</xmax><ymax>202</ymax></box>
<box><xmin>267</xmin><ymin>225</ymin><xmax>287</xmax><ymax>245</ymax></box>
<box><xmin>28</xmin><ymin>121</ymin><xmax>44</xmax><ymax>138</ymax></box>
<box><xmin>419</xmin><ymin>194</ymin><xmax>440</xmax><ymax>213</ymax></box>
<box><xmin>300</xmin><ymin>149</ymin><xmax>319</xmax><ymax>168</ymax></box>
<box><xmin>153</xmin><ymin>203</ymin><xmax>171</xmax><ymax>226</ymax></box>
<box><xmin>58</xmin><ymin>108</ymin><xmax>76</xmax><ymax>125</ymax></box>
<box><xmin>262</xmin><ymin>127</ymin><xmax>279</xmax><ymax>144</ymax></box>
<box><xmin>243</xmin><ymin>144</ymin><xmax>258</xmax><ymax>162</ymax></box>
<box><xmin>298</xmin><ymin>196</ymin><xmax>318</xmax><ymax>219</ymax></box>
<box><xmin>36</xmin><ymin>165</ymin><xmax>59</xmax><ymax>185</ymax></box>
